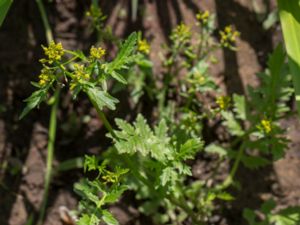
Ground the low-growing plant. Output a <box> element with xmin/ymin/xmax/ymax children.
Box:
<box><xmin>19</xmin><ymin>5</ymin><xmax>297</xmax><ymax>225</ymax></box>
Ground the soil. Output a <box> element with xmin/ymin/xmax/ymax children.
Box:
<box><xmin>0</xmin><ymin>0</ymin><xmax>299</xmax><ymax>225</ymax></box>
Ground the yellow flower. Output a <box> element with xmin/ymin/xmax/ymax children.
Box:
<box><xmin>90</xmin><ymin>46</ymin><xmax>106</xmax><ymax>60</ymax></box>
<box><xmin>38</xmin><ymin>68</ymin><xmax>54</xmax><ymax>86</ymax></box>
<box><xmin>219</xmin><ymin>25</ymin><xmax>240</xmax><ymax>49</ymax></box>
<box><xmin>73</xmin><ymin>64</ymin><xmax>90</xmax><ymax>82</ymax></box>
<box><xmin>216</xmin><ymin>96</ymin><xmax>231</xmax><ymax>110</ymax></box>
<box><xmin>138</xmin><ymin>39</ymin><xmax>150</xmax><ymax>54</ymax></box>
<box><xmin>41</xmin><ymin>41</ymin><xmax>64</xmax><ymax>64</ymax></box>
<box><xmin>171</xmin><ymin>23</ymin><xmax>191</xmax><ymax>42</ymax></box>
<box><xmin>257</xmin><ymin>119</ymin><xmax>272</xmax><ymax>134</ymax></box>
<box><xmin>196</xmin><ymin>10</ymin><xmax>210</xmax><ymax>24</ymax></box>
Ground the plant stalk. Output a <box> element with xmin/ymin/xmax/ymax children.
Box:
<box><xmin>36</xmin><ymin>0</ymin><xmax>60</xmax><ymax>224</ymax></box>
<box><xmin>36</xmin><ymin>0</ymin><xmax>53</xmax><ymax>44</ymax></box>
<box><xmin>217</xmin><ymin>142</ymin><xmax>245</xmax><ymax>190</ymax></box>
<box><xmin>37</xmin><ymin>89</ymin><xmax>60</xmax><ymax>225</ymax></box>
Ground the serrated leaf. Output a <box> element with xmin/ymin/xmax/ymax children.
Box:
<box><xmin>102</xmin><ymin>210</ymin><xmax>119</xmax><ymax>225</ymax></box>
<box><xmin>78</xmin><ymin>214</ymin><xmax>100</xmax><ymax>225</ymax></box>
<box><xmin>277</xmin><ymin>0</ymin><xmax>300</xmax><ymax>117</ymax></box>
<box><xmin>160</xmin><ymin>167</ymin><xmax>176</xmax><ymax>186</ymax></box>
<box><xmin>177</xmin><ymin>138</ymin><xmax>202</xmax><ymax>160</ymax></box>
<box><xmin>106</xmin><ymin>32</ymin><xmax>137</xmax><ymax>72</ymax></box>
<box><xmin>233</xmin><ymin>94</ymin><xmax>247</xmax><ymax>120</ymax></box>
<box><xmin>221</xmin><ymin>111</ymin><xmax>245</xmax><ymax>136</ymax></box>
<box><xmin>86</xmin><ymin>86</ymin><xmax>119</xmax><ymax>110</ymax></box>
<box><xmin>19</xmin><ymin>88</ymin><xmax>48</xmax><ymax>119</ymax></box>
<box><xmin>111</xmin><ymin>71</ymin><xmax>127</xmax><ymax>84</ymax></box>
<box><xmin>205</xmin><ymin>144</ymin><xmax>228</xmax><ymax>157</ymax></box>
<box><xmin>74</xmin><ymin>179</ymin><xmax>103</xmax><ymax>207</ymax></box>
<box><xmin>104</xmin><ymin>185</ymin><xmax>127</xmax><ymax>203</ymax></box>
<box><xmin>111</xmin><ymin>114</ymin><xmax>172</xmax><ymax>161</ymax></box>
<box><xmin>271</xmin><ymin>207</ymin><xmax>300</xmax><ymax>225</ymax></box>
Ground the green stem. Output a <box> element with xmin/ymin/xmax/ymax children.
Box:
<box><xmin>36</xmin><ymin>1</ymin><xmax>60</xmax><ymax>224</ymax></box>
<box><xmin>217</xmin><ymin>142</ymin><xmax>245</xmax><ymax>190</ymax></box>
<box><xmin>36</xmin><ymin>0</ymin><xmax>53</xmax><ymax>44</ymax></box>
<box><xmin>37</xmin><ymin>89</ymin><xmax>60</xmax><ymax>225</ymax></box>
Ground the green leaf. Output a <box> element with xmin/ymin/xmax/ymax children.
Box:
<box><xmin>205</xmin><ymin>144</ymin><xmax>228</xmax><ymax>157</ymax></box>
<box><xmin>271</xmin><ymin>207</ymin><xmax>300</xmax><ymax>225</ymax></box>
<box><xmin>84</xmin><ymin>155</ymin><xmax>98</xmax><ymax>173</ymax></box>
<box><xmin>104</xmin><ymin>185</ymin><xmax>127</xmax><ymax>203</ymax></box>
<box><xmin>177</xmin><ymin>138</ymin><xmax>202</xmax><ymax>160</ymax></box>
<box><xmin>261</xmin><ymin>199</ymin><xmax>276</xmax><ymax>215</ymax></box>
<box><xmin>0</xmin><ymin>0</ymin><xmax>12</xmax><ymax>27</ymax></box>
<box><xmin>221</xmin><ymin>111</ymin><xmax>245</xmax><ymax>136</ymax></box>
<box><xmin>106</xmin><ymin>32</ymin><xmax>137</xmax><ymax>79</ymax></box>
<box><xmin>216</xmin><ymin>192</ymin><xmax>235</xmax><ymax>201</ymax></box>
<box><xmin>243</xmin><ymin>208</ymin><xmax>257</xmax><ymax>225</ymax></box>
<box><xmin>233</xmin><ymin>94</ymin><xmax>247</xmax><ymax>120</ymax></box>
<box><xmin>78</xmin><ymin>214</ymin><xmax>100</xmax><ymax>225</ymax></box>
<box><xmin>160</xmin><ymin>167</ymin><xmax>176</xmax><ymax>186</ymax></box>
<box><xmin>241</xmin><ymin>155</ymin><xmax>270</xmax><ymax>169</ymax></box>
<box><xmin>111</xmin><ymin>71</ymin><xmax>127</xmax><ymax>84</ymax></box>
<box><xmin>102</xmin><ymin>210</ymin><xmax>119</xmax><ymax>225</ymax></box>
<box><xmin>111</xmin><ymin>114</ymin><xmax>172</xmax><ymax>161</ymax></box>
<box><xmin>277</xmin><ymin>0</ymin><xmax>300</xmax><ymax>118</ymax></box>
<box><xmin>19</xmin><ymin>88</ymin><xmax>48</xmax><ymax>119</ymax></box>
<box><xmin>86</xmin><ymin>86</ymin><xmax>119</xmax><ymax>110</ymax></box>
<box><xmin>74</xmin><ymin>179</ymin><xmax>103</xmax><ymax>207</ymax></box>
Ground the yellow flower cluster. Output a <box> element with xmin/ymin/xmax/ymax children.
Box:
<box><xmin>73</xmin><ymin>64</ymin><xmax>90</xmax><ymax>82</ymax></box>
<box><xmin>40</xmin><ymin>41</ymin><xmax>64</xmax><ymax>64</ymax></box>
<box><xmin>38</xmin><ymin>68</ymin><xmax>54</xmax><ymax>86</ymax></box>
<box><xmin>90</xmin><ymin>46</ymin><xmax>106</xmax><ymax>60</ymax></box>
<box><xmin>219</xmin><ymin>25</ymin><xmax>240</xmax><ymax>49</ymax></box>
<box><xmin>257</xmin><ymin>119</ymin><xmax>272</xmax><ymax>134</ymax></box>
<box><xmin>216</xmin><ymin>96</ymin><xmax>231</xmax><ymax>110</ymax></box>
<box><xmin>171</xmin><ymin>23</ymin><xmax>191</xmax><ymax>41</ymax></box>
<box><xmin>138</xmin><ymin>39</ymin><xmax>150</xmax><ymax>54</ymax></box>
<box><xmin>196</xmin><ymin>10</ymin><xmax>210</xmax><ymax>24</ymax></box>
<box><xmin>191</xmin><ymin>71</ymin><xmax>205</xmax><ymax>85</ymax></box>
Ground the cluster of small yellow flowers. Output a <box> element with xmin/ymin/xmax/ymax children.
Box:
<box><xmin>190</xmin><ymin>71</ymin><xmax>205</xmax><ymax>85</ymax></box>
<box><xmin>137</xmin><ymin>39</ymin><xmax>150</xmax><ymax>54</ymax></box>
<box><xmin>73</xmin><ymin>64</ymin><xmax>90</xmax><ymax>82</ymax></box>
<box><xmin>38</xmin><ymin>68</ymin><xmax>54</xmax><ymax>86</ymax></box>
<box><xmin>90</xmin><ymin>46</ymin><xmax>106</xmax><ymax>60</ymax></box>
<box><xmin>196</xmin><ymin>10</ymin><xmax>210</xmax><ymax>24</ymax></box>
<box><xmin>171</xmin><ymin>23</ymin><xmax>191</xmax><ymax>41</ymax></box>
<box><xmin>219</xmin><ymin>25</ymin><xmax>240</xmax><ymax>49</ymax></box>
<box><xmin>40</xmin><ymin>41</ymin><xmax>64</xmax><ymax>64</ymax></box>
<box><xmin>257</xmin><ymin>119</ymin><xmax>272</xmax><ymax>134</ymax></box>
<box><xmin>86</xmin><ymin>5</ymin><xmax>105</xmax><ymax>20</ymax></box>
<box><xmin>216</xmin><ymin>96</ymin><xmax>231</xmax><ymax>110</ymax></box>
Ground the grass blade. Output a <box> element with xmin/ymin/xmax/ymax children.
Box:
<box><xmin>277</xmin><ymin>0</ymin><xmax>300</xmax><ymax>117</ymax></box>
<box><xmin>0</xmin><ymin>0</ymin><xmax>13</xmax><ymax>27</ymax></box>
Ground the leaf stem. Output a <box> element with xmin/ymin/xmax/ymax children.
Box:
<box><xmin>35</xmin><ymin>1</ymin><xmax>60</xmax><ymax>224</ymax></box>
<box><xmin>36</xmin><ymin>0</ymin><xmax>53</xmax><ymax>44</ymax></box>
<box><xmin>217</xmin><ymin>142</ymin><xmax>245</xmax><ymax>190</ymax></box>
<box><xmin>37</xmin><ymin>89</ymin><xmax>60</xmax><ymax>225</ymax></box>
